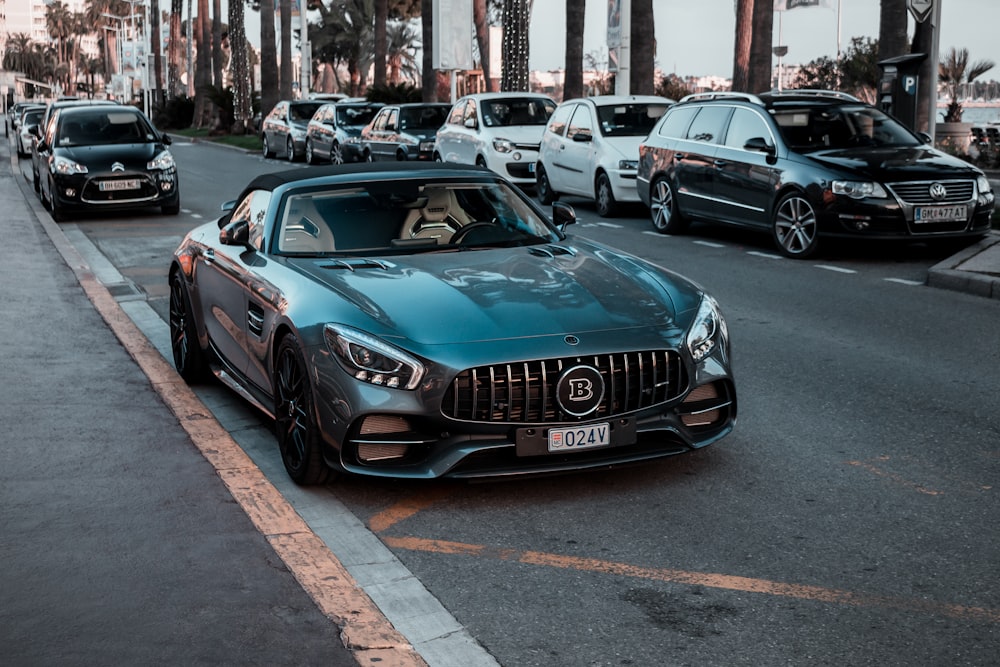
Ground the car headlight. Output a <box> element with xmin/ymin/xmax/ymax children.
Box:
<box><xmin>419</xmin><ymin>140</ymin><xmax>435</xmax><ymax>152</ymax></box>
<box><xmin>832</xmin><ymin>180</ymin><xmax>888</xmax><ymax>199</ymax></box>
<box><xmin>345</xmin><ymin>136</ymin><xmax>363</xmax><ymax>144</ymax></box>
<box><xmin>618</xmin><ymin>159</ymin><xmax>638</xmax><ymax>170</ymax></box>
<box><xmin>148</xmin><ymin>150</ymin><xmax>175</xmax><ymax>170</ymax></box>
<box><xmin>324</xmin><ymin>324</ymin><xmax>425</xmax><ymax>390</ymax></box>
<box><xmin>686</xmin><ymin>294</ymin><xmax>728</xmax><ymax>362</ymax></box>
<box><xmin>977</xmin><ymin>174</ymin><xmax>992</xmax><ymax>195</ymax></box>
<box><xmin>53</xmin><ymin>156</ymin><xmax>88</xmax><ymax>175</ymax></box>
<box><xmin>492</xmin><ymin>138</ymin><xmax>515</xmax><ymax>153</ymax></box>
<box><xmin>291</xmin><ymin>127</ymin><xmax>307</xmax><ymax>139</ymax></box>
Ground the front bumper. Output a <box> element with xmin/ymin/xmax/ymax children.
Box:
<box><xmin>50</xmin><ymin>168</ymin><xmax>179</xmax><ymax>211</ymax></box>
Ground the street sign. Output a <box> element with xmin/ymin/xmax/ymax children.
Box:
<box><xmin>908</xmin><ymin>0</ymin><xmax>933</xmax><ymax>23</ymax></box>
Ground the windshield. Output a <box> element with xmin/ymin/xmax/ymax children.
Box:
<box><xmin>275</xmin><ymin>180</ymin><xmax>560</xmax><ymax>256</ymax></box>
<box><xmin>290</xmin><ymin>102</ymin><xmax>323</xmax><ymax>121</ymax></box>
<box><xmin>772</xmin><ymin>104</ymin><xmax>922</xmax><ymax>151</ymax></box>
<box><xmin>57</xmin><ymin>110</ymin><xmax>155</xmax><ymax>146</ymax></box>
<box><xmin>481</xmin><ymin>98</ymin><xmax>555</xmax><ymax>127</ymax></box>
<box><xmin>596</xmin><ymin>103</ymin><xmax>669</xmax><ymax>137</ymax></box>
<box><xmin>335</xmin><ymin>105</ymin><xmax>381</xmax><ymax>127</ymax></box>
<box><xmin>399</xmin><ymin>106</ymin><xmax>449</xmax><ymax>130</ymax></box>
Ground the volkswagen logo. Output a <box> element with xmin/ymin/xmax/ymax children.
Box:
<box><xmin>928</xmin><ymin>182</ymin><xmax>947</xmax><ymax>201</ymax></box>
<box><xmin>111</xmin><ymin>162</ymin><xmax>125</xmax><ymax>172</ymax></box>
<box><xmin>556</xmin><ymin>365</ymin><xmax>605</xmax><ymax>417</ymax></box>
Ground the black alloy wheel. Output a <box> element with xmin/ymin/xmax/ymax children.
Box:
<box><xmin>595</xmin><ymin>172</ymin><xmax>617</xmax><ymax>217</ymax></box>
<box><xmin>274</xmin><ymin>335</ymin><xmax>332</xmax><ymax>485</ymax></box>
<box><xmin>536</xmin><ymin>164</ymin><xmax>557</xmax><ymax>205</ymax></box>
<box><xmin>772</xmin><ymin>192</ymin><xmax>819</xmax><ymax>258</ymax></box>
<box><xmin>649</xmin><ymin>176</ymin><xmax>687</xmax><ymax>234</ymax></box>
<box><xmin>168</xmin><ymin>272</ymin><xmax>211</xmax><ymax>382</ymax></box>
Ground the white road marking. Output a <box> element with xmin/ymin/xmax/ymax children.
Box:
<box><xmin>693</xmin><ymin>240</ymin><xmax>726</xmax><ymax>248</ymax></box>
<box><xmin>595</xmin><ymin>221</ymin><xmax>623</xmax><ymax>228</ymax></box>
<box><xmin>884</xmin><ymin>277</ymin><xmax>924</xmax><ymax>286</ymax></box>
<box><xmin>815</xmin><ymin>264</ymin><xmax>858</xmax><ymax>274</ymax></box>
<box><xmin>747</xmin><ymin>250</ymin><xmax>783</xmax><ymax>260</ymax></box>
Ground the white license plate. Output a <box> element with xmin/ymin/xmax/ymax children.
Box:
<box><xmin>99</xmin><ymin>179</ymin><xmax>141</xmax><ymax>191</ymax></box>
<box><xmin>548</xmin><ymin>422</ymin><xmax>610</xmax><ymax>452</ymax></box>
<box><xmin>914</xmin><ymin>205</ymin><xmax>966</xmax><ymax>223</ymax></box>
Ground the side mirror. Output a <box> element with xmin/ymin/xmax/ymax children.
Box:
<box><xmin>744</xmin><ymin>136</ymin><xmax>775</xmax><ymax>154</ymax></box>
<box><xmin>161</xmin><ymin>133</ymin><xmax>172</xmax><ymax>146</ymax></box>
<box><xmin>220</xmin><ymin>218</ymin><xmax>251</xmax><ymax>247</ymax></box>
<box><xmin>917</xmin><ymin>131</ymin><xmax>933</xmax><ymax>145</ymax></box>
<box><xmin>37</xmin><ymin>140</ymin><xmax>49</xmax><ymax>153</ymax></box>
<box><xmin>464</xmin><ymin>117</ymin><xmax>477</xmax><ymax>129</ymax></box>
<box><xmin>552</xmin><ymin>201</ymin><xmax>577</xmax><ymax>231</ymax></box>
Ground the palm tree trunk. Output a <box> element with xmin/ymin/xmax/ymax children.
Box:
<box><xmin>260</xmin><ymin>0</ymin><xmax>279</xmax><ymax>115</ymax></box>
<box><xmin>501</xmin><ymin>0</ymin><xmax>530</xmax><ymax>92</ymax></box>
<box><xmin>212</xmin><ymin>0</ymin><xmax>223</xmax><ymax>89</ymax></box>
<box><xmin>194</xmin><ymin>0</ymin><xmax>212</xmax><ymax>126</ymax></box>
<box><xmin>279</xmin><ymin>0</ymin><xmax>293</xmax><ymax>99</ymax></box>
<box><xmin>229</xmin><ymin>0</ymin><xmax>252</xmax><ymax>132</ymax></box>
<box><xmin>878</xmin><ymin>0</ymin><xmax>908</xmax><ymax>63</ymax></box>
<box><xmin>748</xmin><ymin>0</ymin><xmax>773</xmax><ymax>93</ymax></box>
<box><xmin>374</xmin><ymin>0</ymin><xmax>387</xmax><ymax>87</ymax></box>
<box><xmin>151</xmin><ymin>0</ymin><xmax>163</xmax><ymax>107</ymax></box>
<box><xmin>168</xmin><ymin>0</ymin><xmax>183</xmax><ymax>97</ymax></box>
<box><xmin>563</xmin><ymin>0</ymin><xmax>584</xmax><ymax>100</ymax></box>
<box><xmin>731</xmin><ymin>0</ymin><xmax>752</xmax><ymax>92</ymax></box>
<box><xmin>629</xmin><ymin>0</ymin><xmax>655</xmax><ymax>94</ymax></box>
<box><xmin>421</xmin><ymin>0</ymin><xmax>436</xmax><ymax>101</ymax></box>
<box><xmin>473</xmin><ymin>0</ymin><xmax>495</xmax><ymax>92</ymax></box>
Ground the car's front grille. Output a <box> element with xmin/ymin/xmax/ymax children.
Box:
<box><xmin>443</xmin><ymin>351</ymin><xmax>686</xmax><ymax>424</ymax></box>
<box><xmin>887</xmin><ymin>180</ymin><xmax>975</xmax><ymax>205</ymax></box>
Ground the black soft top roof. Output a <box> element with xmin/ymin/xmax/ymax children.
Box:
<box><xmin>241</xmin><ymin>162</ymin><xmax>494</xmax><ymax>194</ymax></box>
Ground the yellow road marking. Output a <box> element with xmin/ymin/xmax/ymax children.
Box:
<box><xmin>383</xmin><ymin>536</ymin><xmax>1000</xmax><ymax>624</ymax></box>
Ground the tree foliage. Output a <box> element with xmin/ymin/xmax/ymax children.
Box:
<box><xmin>791</xmin><ymin>36</ymin><xmax>880</xmax><ymax>103</ymax></box>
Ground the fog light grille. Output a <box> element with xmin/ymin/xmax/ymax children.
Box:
<box><xmin>357</xmin><ymin>442</ymin><xmax>410</xmax><ymax>462</ymax></box>
<box><xmin>679</xmin><ymin>383</ymin><xmax>725</xmax><ymax>427</ymax></box>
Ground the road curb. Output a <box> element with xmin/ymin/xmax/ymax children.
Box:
<box><xmin>926</xmin><ymin>231</ymin><xmax>1000</xmax><ymax>300</ymax></box>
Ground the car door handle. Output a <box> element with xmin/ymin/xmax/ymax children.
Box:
<box><xmin>714</xmin><ymin>160</ymin><xmax>728</xmax><ymax>167</ymax></box>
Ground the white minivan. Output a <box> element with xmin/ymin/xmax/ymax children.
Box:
<box><xmin>433</xmin><ymin>93</ymin><xmax>557</xmax><ymax>186</ymax></box>
<box><xmin>536</xmin><ymin>95</ymin><xmax>673</xmax><ymax>216</ymax></box>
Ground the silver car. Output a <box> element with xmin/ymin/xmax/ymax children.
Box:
<box><xmin>260</xmin><ymin>100</ymin><xmax>324</xmax><ymax>161</ymax></box>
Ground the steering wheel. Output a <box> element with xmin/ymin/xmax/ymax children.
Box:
<box><xmin>449</xmin><ymin>221</ymin><xmax>496</xmax><ymax>245</ymax></box>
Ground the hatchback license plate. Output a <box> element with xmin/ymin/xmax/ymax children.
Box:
<box><xmin>915</xmin><ymin>205</ymin><xmax>966</xmax><ymax>223</ymax></box>
<box><xmin>548</xmin><ymin>423</ymin><xmax>610</xmax><ymax>452</ymax></box>
<box><xmin>100</xmin><ymin>179</ymin><xmax>141</xmax><ymax>191</ymax></box>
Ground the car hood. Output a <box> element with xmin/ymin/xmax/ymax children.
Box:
<box><xmin>288</xmin><ymin>240</ymin><xmax>688</xmax><ymax>345</ymax></box>
<box><xmin>597</xmin><ymin>135</ymin><xmax>646</xmax><ymax>161</ymax></box>
<box><xmin>805</xmin><ymin>145</ymin><xmax>983</xmax><ymax>181</ymax></box>
<box><xmin>487</xmin><ymin>125</ymin><xmax>546</xmax><ymax>143</ymax></box>
<box><xmin>57</xmin><ymin>143</ymin><xmax>162</xmax><ymax>171</ymax></box>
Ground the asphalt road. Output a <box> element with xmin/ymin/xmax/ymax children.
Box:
<box><xmin>16</xmin><ymin>139</ymin><xmax>1000</xmax><ymax>666</ymax></box>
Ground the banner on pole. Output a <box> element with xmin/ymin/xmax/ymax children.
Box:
<box><xmin>774</xmin><ymin>0</ymin><xmax>831</xmax><ymax>10</ymax></box>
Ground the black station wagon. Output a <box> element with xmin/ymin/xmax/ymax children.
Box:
<box><xmin>637</xmin><ymin>90</ymin><xmax>995</xmax><ymax>258</ymax></box>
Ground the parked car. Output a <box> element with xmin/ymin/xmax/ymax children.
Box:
<box><xmin>32</xmin><ymin>98</ymin><xmax>119</xmax><ymax>192</ymax></box>
<box><xmin>16</xmin><ymin>106</ymin><xmax>45</xmax><ymax>157</ymax></box>
<box><xmin>7</xmin><ymin>101</ymin><xmax>39</xmax><ymax>135</ymax></box>
<box><xmin>37</xmin><ymin>104</ymin><xmax>179</xmax><ymax>222</ymax></box>
<box><xmin>637</xmin><ymin>90</ymin><xmax>996</xmax><ymax>258</ymax></box>
<box><xmin>261</xmin><ymin>99</ymin><xmax>325</xmax><ymax>161</ymax></box>
<box><xmin>360</xmin><ymin>103</ymin><xmax>451</xmax><ymax>162</ymax></box>
<box><xmin>168</xmin><ymin>162</ymin><xmax>736</xmax><ymax>484</ymax></box>
<box><xmin>303</xmin><ymin>101</ymin><xmax>383</xmax><ymax>164</ymax></box>
<box><xmin>433</xmin><ymin>92</ymin><xmax>557</xmax><ymax>186</ymax></box>
<box><xmin>537</xmin><ymin>95</ymin><xmax>673</xmax><ymax>216</ymax></box>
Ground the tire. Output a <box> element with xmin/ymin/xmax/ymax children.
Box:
<box><xmin>330</xmin><ymin>142</ymin><xmax>344</xmax><ymax>165</ymax></box>
<box><xmin>286</xmin><ymin>136</ymin><xmax>299</xmax><ymax>162</ymax></box>
<box><xmin>47</xmin><ymin>177</ymin><xmax>68</xmax><ymax>222</ymax></box>
<box><xmin>305</xmin><ymin>138</ymin><xmax>318</xmax><ymax>164</ymax></box>
<box><xmin>168</xmin><ymin>272</ymin><xmax>211</xmax><ymax>383</ymax></box>
<box><xmin>364</xmin><ymin>150</ymin><xmax>374</xmax><ymax>163</ymax></box>
<box><xmin>33</xmin><ymin>168</ymin><xmax>40</xmax><ymax>193</ymax></box>
<box><xmin>433</xmin><ymin>152</ymin><xmax>443</xmax><ymax>163</ymax></box>
<box><xmin>772</xmin><ymin>192</ymin><xmax>820</xmax><ymax>258</ymax></box>
<box><xmin>262</xmin><ymin>133</ymin><xmax>274</xmax><ymax>158</ymax></box>
<box><xmin>395</xmin><ymin>150</ymin><xmax>407</xmax><ymax>161</ymax></box>
<box><xmin>649</xmin><ymin>176</ymin><xmax>687</xmax><ymax>234</ymax></box>
<box><xmin>595</xmin><ymin>171</ymin><xmax>617</xmax><ymax>217</ymax></box>
<box><xmin>274</xmin><ymin>335</ymin><xmax>332</xmax><ymax>485</ymax></box>
<box><xmin>536</xmin><ymin>164</ymin><xmax>557</xmax><ymax>205</ymax></box>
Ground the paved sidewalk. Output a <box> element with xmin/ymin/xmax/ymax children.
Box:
<box><xmin>0</xmin><ymin>133</ymin><xmax>362</xmax><ymax>664</ymax></box>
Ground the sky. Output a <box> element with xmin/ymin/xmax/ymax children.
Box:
<box><xmin>527</xmin><ymin>0</ymin><xmax>1000</xmax><ymax>79</ymax></box>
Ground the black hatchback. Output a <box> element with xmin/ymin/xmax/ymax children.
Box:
<box><xmin>37</xmin><ymin>105</ymin><xmax>179</xmax><ymax>222</ymax></box>
<box><xmin>637</xmin><ymin>90</ymin><xmax>996</xmax><ymax>258</ymax></box>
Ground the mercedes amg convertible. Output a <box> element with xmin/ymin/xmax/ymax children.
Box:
<box><xmin>169</xmin><ymin>163</ymin><xmax>736</xmax><ymax>484</ymax></box>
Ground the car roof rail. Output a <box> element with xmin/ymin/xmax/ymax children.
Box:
<box><xmin>679</xmin><ymin>91</ymin><xmax>764</xmax><ymax>105</ymax></box>
<box><xmin>765</xmin><ymin>89</ymin><xmax>861</xmax><ymax>102</ymax></box>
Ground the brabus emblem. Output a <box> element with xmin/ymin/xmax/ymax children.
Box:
<box><xmin>556</xmin><ymin>365</ymin><xmax>605</xmax><ymax>417</ymax></box>
<box><xmin>111</xmin><ymin>162</ymin><xmax>125</xmax><ymax>172</ymax></box>
<box><xmin>928</xmin><ymin>182</ymin><xmax>947</xmax><ymax>201</ymax></box>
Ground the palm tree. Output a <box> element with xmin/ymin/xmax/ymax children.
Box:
<box><xmin>2</xmin><ymin>33</ymin><xmax>41</xmax><ymax>79</ymax></box>
<box><xmin>374</xmin><ymin>0</ymin><xmax>388</xmax><ymax>87</ymax></box>
<box><xmin>279</xmin><ymin>0</ymin><xmax>293</xmax><ymax>99</ymax></box>
<box><xmin>500</xmin><ymin>0</ymin><xmax>530</xmax><ymax>92</ymax></box>
<box><xmin>877</xmin><ymin>0</ymin><xmax>908</xmax><ymax>63</ymax></box>
<box><xmin>563</xmin><ymin>0</ymin><xmax>584</xmax><ymax>100</ymax></box>
<box><xmin>229</xmin><ymin>0</ymin><xmax>253</xmax><ymax>132</ymax></box>
<box><xmin>168</xmin><ymin>0</ymin><xmax>184</xmax><ymax>97</ymax></box>
<box><xmin>939</xmin><ymin>47</ymin><xmax>995</xmax><ymax>122</ymax></box>
<box><xmin>420</xmin><ymin>0</ymin><xmax>435</xmax><ymax>101</ymax></box>
<box><xmin>473</xmin><ymin>0</ymin><xmax>494</xmax><ymax>92</ymax></box>
<box><xmin>748</xmin><ymin>0</ymin><xmax>772</xmax><ymax>93</ymax></box>
<box><xmin>385</xmin><ymin>21</ymin><xmax>419</xmax><ymax>84</ymax></box>
<box><xmin>732</xmin><ymin>0</ymin><xmax>752</xmax><ymax>92</ymax></box>
<box><xmin>260</xmin><ymin>0</ymin><xmax>279</xmax><ymax>115</ymax></box>
<box><xmin>629</xmin><ymin>0</ymin><xmax>654</xmax><ymax>94</ymax></box>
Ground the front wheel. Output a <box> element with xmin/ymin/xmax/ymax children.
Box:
<box><xmin>595</xmin><ymin>172</ymin><xmax>617</xmax><ymax>217</ymax></box>
<box><xmin>274</xmin><ymin>335</ymin><xmax>333</xmax><ymax>485</ymax></box>
<box><xmin>305</xmin><ymin>138</ymin><xmax>318</xmax><ymax>164</ymax></box>
<box><xmin>649</xmin><ymin>177</ymin><xmax>687</xmax><ymax>234</ymax></box>
<box><xmin>262</xmin><ymin>134</ymin><xmax>274</xmax><ymax>158</ymax></box>
<box><xmin>330</xmin><ymin>142</ymin><xmax>345</xmax><ymax>165</ymax></box>
<box><xmin>286</xmin><ymin>136</ymin><xmax>299</xmax><ymax>162</ymax></box>
<box><xmin>772</xmin><ymin>192</ymin><xmax>819</xmax><ymax>258</ymax></box>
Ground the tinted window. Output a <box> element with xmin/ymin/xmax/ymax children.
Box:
<box><xmin>596</xmin><ymin>103</ymin><xmax>668</xmax><ymax>137</ymax></box>
<box><xmin>656</xmin><ymin>105</ymin><xmax>699</xmax><ymax>140</ymax></box>
<box><xmin>58</xmin><ymin>109</ymin><xmax>152</xmax><ymax>146</ymax></box>
<box><xmin>685</xmin><ymin>106</ymin><xmax>732</xmax><ymax>144</ymax></box>
<box><xmin>447</xmin><ymin>101</ymin><xmax>465</xmax><ymax>125</ymax></box>
<box><xmin>289</xmin><ymin>102</ymin><xmax>323</xmax><ymax>121</ymax></box>
<box><xmin>772</xmin><ymin>104</ymin><xmax>921</xmax><ymax>150</ymax></box>
<box><xmin>546</xmin><ymin>103</ymin><xmax>575</xmax><ymax>137</ymax></box>
<box><xmin>724</xmin><ymin>107</ymin><xmax>773</xmax><ymax>149</ymax></box>
<box><xmin>481</xmin><ymin>98</ymin><xmax>555</xmax><ymax>127</ymax></box>
<box><xmin>336</xmin><ymin>105</ymin><xmax>380</xmax><ymax>127</ymax></box>
<box><xmin>566</xmin><ymin>105</ymin><xmax>594</xmax><ymax>141</ymax></box>
<box><xmin>399</xmin><ymin>105</ymin><xmax>449</xmax><ymax>130</ymax></box>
